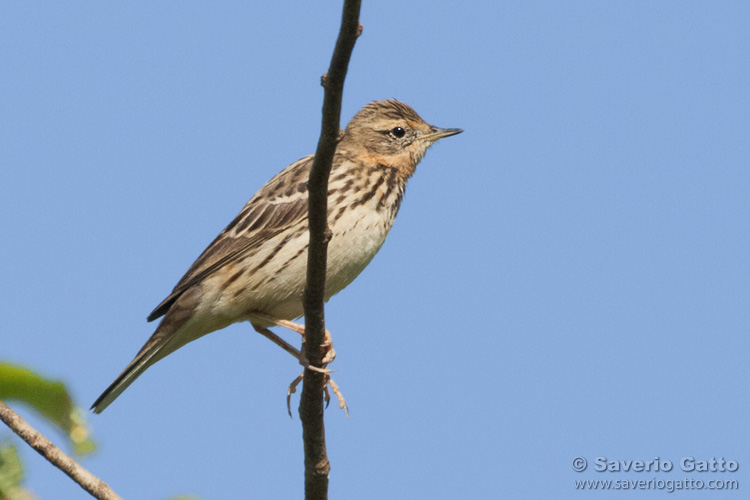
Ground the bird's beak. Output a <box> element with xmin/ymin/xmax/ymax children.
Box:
<box><xmin>421</xmin><ymin>127</ymin><xmax>463</xmax><ymax>143</ymax></box>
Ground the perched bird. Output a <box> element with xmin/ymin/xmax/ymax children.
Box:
<box><xmin>92</xmin><ymin>99</ymin><xmax>462</xmax><ymax>413</ymax></box>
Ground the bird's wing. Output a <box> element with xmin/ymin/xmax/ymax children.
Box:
<box><xmin>147</xmin><ymin>155</ymin><xmax>314</xmax><ymax>322</ymax></box>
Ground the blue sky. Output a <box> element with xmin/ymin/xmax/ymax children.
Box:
<box><xmin>2</xmin><ymin>2</ymin><xmax>748</xmax><ymax>499</ymax></box>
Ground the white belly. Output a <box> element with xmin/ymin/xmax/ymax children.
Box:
<box><xmin>197</xmin><ymin>203</ymin><xmax>393</xmax><ymax>324</ymax></box>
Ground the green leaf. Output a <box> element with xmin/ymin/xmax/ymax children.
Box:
<box><xmin>0</xmin><ymin>441</ymin><xmax>24</xmax><ymax>495</ymax></box>
<box><xmin>0</xmin><ymin>441</ymin><xmax>39</xmax><ymax>500</ymax></box>
<box><xmin>0</xmin><ymin>363</ymin><xmax>96</xmax><ymax>456</ymax></box>
<box><xmin>0</xmin><ymin>443</ymin><xmax>23</xmax><ymax>487</ymax></box>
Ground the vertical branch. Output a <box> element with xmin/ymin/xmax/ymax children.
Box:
<box><xmin>0</xmin><ymin>400</ymin><xmax>123</xmax><ymax>500</ymax></box>
<box><xmin>301</xmin><ymin>1</ymin><xmax>361</xmax><ymax>499</ymax></box>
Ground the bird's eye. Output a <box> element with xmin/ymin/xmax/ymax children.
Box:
<box><xmin>391</xmin><ymin>127</ymin><xmax>406</xmax><ymax>138</ymax></box>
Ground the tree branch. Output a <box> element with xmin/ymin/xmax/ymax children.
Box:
<box><xmin>0</xmin><ymin>400</ymin><xmax>122</xmax><ymax>500</ymax></box>
<box><xmin>300</xmin><ymin>1</ymin><xmax>362</xmax><ymax>499</ymax></box>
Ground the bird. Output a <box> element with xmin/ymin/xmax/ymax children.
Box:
<box><xmin>92</xmin><ymin>99</ymin><xmax>462</xmax><ymax>413</ymax></box>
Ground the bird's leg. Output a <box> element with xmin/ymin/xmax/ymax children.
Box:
<box><xmin>250</xmin><ymin>313</ymin><xmax>346</xmax><ymax>415</ymax></box>
<box><xmin>250</xmin><ymin>323</ymin><xmax>329</xmax><ymax>374</ymax></box>
<box><xmin>250</xmin><ymin>313</ymin><xmax>336</xmax><ymax>365</ymax></box>
<box><xmin>274</xmin><ymin>318</ymin><xmax>337</xmax><ymax>365</ymax></box>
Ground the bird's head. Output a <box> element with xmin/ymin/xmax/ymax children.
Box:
<box><xmin>341</xmin><ymin>99</ymin><xmax>462</xmax><ymax>179</ymax></box>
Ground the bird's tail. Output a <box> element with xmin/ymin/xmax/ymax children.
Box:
<box><xmin>91</xmin><ymin>330</ymin><xmax>173</xmax><ymax>414</ymax></box>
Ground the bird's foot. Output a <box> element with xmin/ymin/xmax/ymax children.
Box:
<box><xmin>250</xmin><ymin>314</ymin><xmax>346</xmax><ymax>415</ymax></box>
<box><xmin>287</xmin><ymin>371</ymin><xmax>349</xmax><ymax>418</ymax></box>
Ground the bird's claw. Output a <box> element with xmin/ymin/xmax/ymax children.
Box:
<box><xmin>287</xmin><ymin>372</ymin><xmax>303</xmax><ymax>418</ymax></box>
<box><xmin>326</xmin><ymin>375</ymin><xmax>349</xmax><ymax>417</ymax></box>
<box><xmin>286</xmin><ymin>372</ymin><xmax>348</xmax><ymax>418</ymax></box>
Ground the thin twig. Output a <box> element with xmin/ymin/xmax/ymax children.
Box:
<box><xmin>300</xmin><ymin>1</ymin><xmax>362</xmax><ymax>499</ymax></box>
<box><xmin>0</xmin><ymin>400</ymin><xmax>123</xmax><ymax>500</ymax></box>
